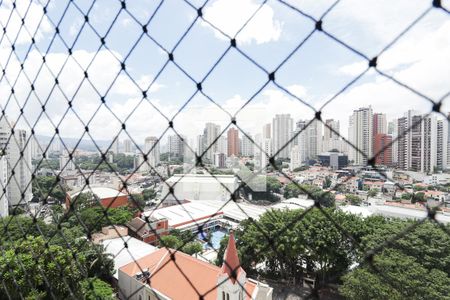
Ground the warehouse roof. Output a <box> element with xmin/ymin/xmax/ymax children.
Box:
<box><xmin>69</xmin><ymin>186</ymin><xmax>127</xmax><ymax>199</ymax></box>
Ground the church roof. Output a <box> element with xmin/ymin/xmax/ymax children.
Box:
<box><xmin>120</xmin><ymin>247</ymin><xmax>256</xmax><ymax>300</ymax></box>
<box><xmin>221</xmin><ymin>231</ymin><xmax>245</xmax><ymax>284</ymax></box>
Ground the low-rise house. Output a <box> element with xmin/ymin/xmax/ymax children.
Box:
<box><xmin>127</xmin><ymin>215</ymin><xmax>170</xmax><ymax>246</ymax></box>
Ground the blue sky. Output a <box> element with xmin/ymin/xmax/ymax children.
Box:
<box><xmin>0</xmin><ymin>0</ymin><xmax>449</xmax><ymax>146</ymax></box>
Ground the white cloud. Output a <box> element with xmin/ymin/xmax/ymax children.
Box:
<box><xmin>287</xmin><ymin>84</ymin><xmax>308</xmax><ymax>99</ymax></box>
<box><xmin>338</xmin><ymin>61</ymin><xmax>368</xmax><ymax>76</ymax></box>
<box><xmin>203</xmin><ymin>0</ymin><xmax>282</xmax><ymax>44</ymax></box>
<box><xmin>0</xmin><ymin>48</ymin><xmax>164</xmax><ymax>142</ymax></box>
<box><xmin>324</xmin><ymin>0</ymin><xmax>433</xmax><ymax>57</ymax></box>
<box><xmin>0</xmin><ymin>0</ymin><xmax>52</xmax><ymax>46</ymax></box>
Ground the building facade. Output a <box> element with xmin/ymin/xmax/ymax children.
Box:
<box><xmin>227</xmin><ymin>128</ymin><xmax>239</xmax><ymax>157</ymax></box>
<box><xmin>203</xmin><ymin>123</ymin><xmax>221</xmax><ymax>163</ymax></box>
<box><xmin>168</xmin><ymin>134</ymin><xmax>185</xmax><ymax>161</ymax></box>
<box><xmin>272</xmin><ymin>114</ymin><xmax>293</xmax><ymax>159</ymax></box>
<box><xmin>0</xmin><ymin>155</ymin><xmax>8</xmax><ymax>217</ymax></box>
<box><xmin>348</xmin><ymin>106</ymin><xmax>373</xmax><ymax>165</ymax></box>
<box><xmin>373</xmin><ymin>133</ymin><xmax>392</xmax><ymax>166</ymax></box>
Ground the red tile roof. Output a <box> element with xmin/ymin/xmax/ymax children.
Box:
<box><xmin>221</xmin><ymin>231</ymin><xmax>244</xmax><ymax>284</ymax></box>
<box><xmin>120</xmin><ymin>248</ymin><xmax>256</xmax><ymax>300</ymax></box>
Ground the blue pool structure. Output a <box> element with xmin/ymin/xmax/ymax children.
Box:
<box><xmin>198</xmin><ymin>228</ymin><xmax>228</xmax><ymax>250</ymax></box>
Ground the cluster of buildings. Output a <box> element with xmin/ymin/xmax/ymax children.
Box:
<box><xmin>94</xmin><ymin>224</ymin><xmax>273</xmax><ymax>300</ymax></box>
<box><xmin>122</xmin><ymin>107</ymin><xmax>450</xmax><ymax>176</ymax></box>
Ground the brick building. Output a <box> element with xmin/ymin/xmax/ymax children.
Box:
<box><xmin>126</xmin><ymin>215</ymin><xmax>169</xmax><ymax>246</ymax></box>
<box><xmin>374</xmin><ymin>133</ymin><xmax>393</xmax><ymax>166</ymax></box>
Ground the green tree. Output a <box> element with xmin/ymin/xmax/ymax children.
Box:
<box><xmin>129</xmin><ymin>193</ymin><xmax>145</xmax><ymax>208</ymax></box>
<box><xmin>284</xmin><ymin>183</ymin><xmax>335</xmax><ymax>206</ymax></box>
<box><xmin>293</xmin><ymin>166</ymin><xmax>309</xmax><ymax>172</ymax></box>
<box><xmin>32</xmin><ymin>176</ymin><xmax>67</xmax><ymax>202</ymax></box>
<box><xmin>401</xmin><ymin>192</ymin><xmax>412</xmax><ymax>200</ymax></box>
<box><xmin>182</xmin><ymin>241</ymin><xmax>203</xmax><ymax>255</ymax></box>
<box><xmin>0</xmin><ymin>215</ymin><xmax>53</xmax><ymax>246</ymax></box>
<box><xmin>266</xmin><ymin>176</ymin><xmax>282</xmax><ymax>193</ymax></box>
<box><xmin>345</xmin><ymin>194</ymin><xmax>362</xmax><ymax>206</ymax></box>
<box><xmin>323</xmin><ymin>176</ymin><xmax>332</xmax><ymax>189</ymax></box>
<box><xmin>340</xmin><ymin>250</ymin><xmax>450</xmax><ymax>300</ymax></box>
<box><xmin>368</xmin><ymin>188</ymin><xmax>379</xmax><ymax>198</ymax></box>
<box><xmin>412</xmin><ymin>192</ymin><xmax>425</xmax><ymax>203</ymax></box>
<box><xmin>173</xmin><ymin>166</ymin><xmax>184</xmax><ymax>174</ymax></box>
<box><xmin>235</xmin><ymin>208</ymin><xmax>360</xmax><ymax>282</ymax></box>
<box><xmin>142</xmin><ymin>188</ymin><xmax>156</xmax><ymax>200</ymax></box>
<box><xmin>0</xmin><ymin>236</ymin><xmax>86</xmax><ymax>299</ymax></box>
<box><xmin>160</xmin><ymin>235</ymin><xmax>182</xmax><ymax>249</ymax></box>
<box><xmin>80</xmin><ymin>278</ymin><xmax>115</xmax><ymax>300</ymax></box>
<box><xmin>215</xmin><ymin>235</ymin><xmax>229</xmax><ymax>266</ymax></box>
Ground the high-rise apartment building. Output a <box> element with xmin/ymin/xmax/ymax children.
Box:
<box><xmin>293</xmin><ymin>120</ymin><xmax>308</xmax><ymax>164</ymax></box>
<box><xmin>240</xmin><ymin>133</ymin><xmax>254</xmax><ymax>157</ymax></box>
<box><xmin>437</xmin><ymin>119</ymin><xmax>448</xmax><ymax>170</ymax></box>
<box><xmin>202</xmin><ymin>123</ymin><xmax>221</xmax><ymax>162</ymax></box>
<box><xmin>396</xmin><ymin>111</ymin><xmax>444</xmax><ymax>173</ymax></box>
<box><xmin>306</xmin><ymin>119</ymin><xmax>322</xmax><ymax>159</ymax></box>
<box><xmin>261</xmin><ymin>138</ymin><xmax>272</xmax><ymax>170</ymax></box>
<box><xmin>373</xmin><ymin>134</ymin><xmax>392</xmax><ymax>166</ymax></box>
<box><xmin>59</xmin><ymin>150</ymin><xmax>75</xmax><ymax>171</ymax></box>
<box><xmin>168</xmin><ymin>134</ymin><xmax>185</xmax><ymax>160</ymax></box>
<box><xmin>227</xmin><ymin>128</ymin><xmax>239</xmax><ymax>157</ymax></box>
<box><xmin>124</xmin><ymin>139</ymin><xmax>132</xmax><ymax>153</ymax></box>
<box><xmin>0</xmin><ymin>154</ymin><xmax>8</xmax><ymax>217</ymax></box>
<box><xmin>323</xmin><ymin>119</ymin><xmax>340</xmax><ymax>152</ymax></box>
<box><xmin>144</xmin><ymin>136</ymin><xmax>160</xmax><ymax>168</ymax></box>
<box><xmin>111</xmin><ymin>138</ymin><xmax>120</xmax><ymax>154</ymax></box>
<box><xmin>5</xmin><ymin>128</ymin><xmax>33</xmax><ymax>206</ymax></box>
<box><xmin>29</xmin><ymin>135</ymin><xmax>42</xmax><ymax>160</ymax></box>
<box><xmin>214</xmin><ymin>152</ymin><xmax>226</xmax><ymax>168</ymax></box>
<box><xmin>195</xmin><ymin>135</ymin><xmax>204</xmax><ymax>157</ymax></box>
<box><xmin>263</xmin><ymin>123</ymin><xmax>271</xmax><ymax>139</ymax></box>
<box><xmin>348</xmin><ymin>106</ymin><xmax>373</xmax><ymax>165</ymax></box>
<box><xmin>290</xmin><ymin>145</ymin><xmax>302</xmax><ymax>171</ymax></box>
<box><xmin>272</xmin><ymin>114</ymin><xmax>293</xmax><ymax>159</ymax></box>
<box><xmin>388</xmin><ymin>120</ymin><xmax>398</xmax><ymax>165</ymax></box>
<box><xmin>373</xmin><ymin>113</ymin><xmax>387</xmax><ymax>135</ymax></box>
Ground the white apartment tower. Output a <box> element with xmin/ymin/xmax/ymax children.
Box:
<box><xmin>306</xmin><ymin>119</ymin><xmax>322</xmax><ymax>159</ymax></box>
<box><xmin>323</xmin><ymin>119</ymin><xmax>340</xmax><ymax>152</ymax></box>
<box><xmin>348</xmin><ymin>106</ymin><xmax>373</xmax><ymax>165</ymax></box>
<box><xmin>0</xmin><ymin>154</ymin><xmax>8</xmax><ymax>217</ymax></box>
<box><xmin>396</xmin><ymin>111</ymin><xmax>445</xmax><ymax>173</ymax></box>
<box><xmin>111</xmin><ymin>138</ymin><xmax>120</xmax><ymax>154</ymax></box>
<box><xmin>373</xmin><ymin>113</ymin><xmax>387</xmax><ymax>135</ymax></box>
<box><xmin>168</xmin><ymin>134</ymin><xmax>185</xmax><ymax>160</ymax></box>
<box><xmin>437</xmin><ymin>119</ymin><xmax>448</xmax><ymax>170</ymax></box>
<box><xmin>123</xmin><ymin>139</ymin><xmax>132</xmax><ymax>153</ymax></box>
<box><xmin>388</xmin><ymin>120</ymin><xmax>399</xmax><ymax>164</ymax></box>
<box><xmin>202</xmin><ymin>123</ymin><xmax>221</xmax><ymax>163</ymax></box>
<box><xmin>261</xmin><ymin>138</ymin><xmax>272</xmax><ymax>171</ymax></box>
<box><xmin>144</xmin><ymin>136</ymin><xmax>160</xmax><ymax>168</ymax></box>
<box><xmin>240</xmin><ymin>133</ymin><xmax>254</xmax><ymax>157</ymax></box>
<box><xmin>272</xmin><ymin>114</ymin><xmax>293</xmax><ymax>159</ymax></box>
<box><xmin>293</xmin><ymin>119</ymin><xmax>322</xmax><ymax>163</ymax></box>
<box><xmin>290</xmin><ymin>145</ymin><xmax>302</xmax><ymax>171</ymax></box>
<box><xmin>7</xmin><ymin>129</ymin><xmax>33</xmax><ymax>206</ymax></box>
<box><xmin>59</xmin><ymin>150</ymin><xmax>75</xmax><ymax>172</ymax></box>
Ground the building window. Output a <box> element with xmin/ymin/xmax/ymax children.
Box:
<box><xmin>222</xmin><ymin>292</ymin><xmax>225</xmax><ymax>300</ymax></box>
<box><xmin>138</xmin><ymin>296</ymin><xmax>142</xmax><ymax>300</ymax></box>
<box><xmin>226</xmin><ymin>294</ymin><xmax>230</xmax><ymax>300</ymax></box>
